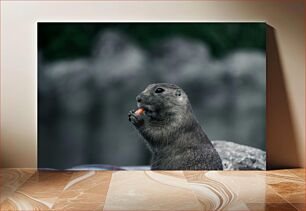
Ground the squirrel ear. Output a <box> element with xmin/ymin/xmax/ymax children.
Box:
<box><xmin>175</xmin><ymin>90</ymin><xmax>181</xmax><ymax>96</ymax></box>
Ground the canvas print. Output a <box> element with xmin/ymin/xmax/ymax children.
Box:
<box><xmin>38</xmin><ymin>23</ymin><xmax>266</xmax><ymax>170</ymax></box>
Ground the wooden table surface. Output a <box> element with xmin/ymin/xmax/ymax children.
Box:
<box><xmin>0</xmin><ymin>169</ymin><xmax>305</xmax><ymax>210</ymax></box>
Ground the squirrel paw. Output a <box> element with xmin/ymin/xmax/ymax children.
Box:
<box><xmin>128</xmin><ymin>110</ymin><xmax>144</xmax><ymax>126</ymax></box>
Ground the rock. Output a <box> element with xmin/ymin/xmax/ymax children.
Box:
<box><xmin>212</xmin><ymin>140</ymin><xmax>266</xmax><ymax>170</ymax></box>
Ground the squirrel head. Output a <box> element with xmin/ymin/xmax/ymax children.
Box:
<box><xmin>136</xmin><ymin>83</ymin><xmax>191</xmax><ymax>121</ymax></box>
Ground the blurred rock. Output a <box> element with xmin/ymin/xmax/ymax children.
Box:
<box><xmin>92</xmin><ymin>31</ymin><xmax>147</xmax><ymax>85</ymax></box>
<box><xmin>212</xmin><ymin>140</ymin><xmax>266</xmax><ymax>170</ymax></box>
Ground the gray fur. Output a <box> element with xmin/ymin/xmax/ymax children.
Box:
<box><xmin>128</xmin><ymin>83</ymin><xmax>223</xmax><ymax>170</ymax></box>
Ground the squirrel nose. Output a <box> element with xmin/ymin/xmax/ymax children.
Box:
<box><xmin>136</xmin><ymin>95</ymin><xmax>143</xmax><ymax>103</ymax></box>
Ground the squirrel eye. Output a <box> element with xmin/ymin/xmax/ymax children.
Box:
<box><xmin>155</xmin><ymin>88</ymin><xmax>165</xmax><ymax>93</ymax></box>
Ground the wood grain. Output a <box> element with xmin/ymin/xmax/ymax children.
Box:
<box><xmin>0</xmin><ymin>169</ymin><xmax>304</xmax><ymax>210</ymax></box>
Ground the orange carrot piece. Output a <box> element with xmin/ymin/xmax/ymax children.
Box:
<box><xmin>135</xmin><ymin>108</ymin><xmax>145</xmax><ymax>116</ymax></box>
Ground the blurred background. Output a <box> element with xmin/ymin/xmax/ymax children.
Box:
<box><xmin>38</xmin><ymin>23</ymin><xmax>266</xmax><ymax>169</ymax></box>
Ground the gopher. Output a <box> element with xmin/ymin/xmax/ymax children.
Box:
<box><xmin>128</xmin><ymin>83</ymin><xmax>223</xmax><ymax>170</ymax></box>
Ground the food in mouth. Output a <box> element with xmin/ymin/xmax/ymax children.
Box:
<box><xmin>135</xmin><ymin>108</ymin><xmax>145</xmax><ymax>116</ymax></box>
